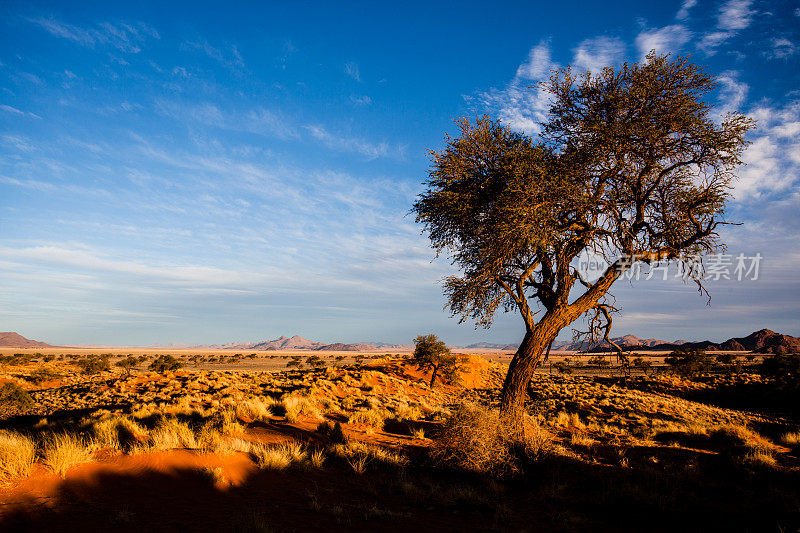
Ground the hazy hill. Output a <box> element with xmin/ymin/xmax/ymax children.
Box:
<box><xmin>0</xmin><ymin>332</ymin><xmax>53</xmax><ymax>348</ymax></box>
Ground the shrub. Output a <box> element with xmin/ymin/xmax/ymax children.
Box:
<box><xmin>76</xmin><ymin>355</ymin><xmax>111</xmax><ymax>375</ymax></box>
<box><xmin>28</xmin><ymin>366</ymin><xmax>61</xmax><ymax>384</ymax></box>
<box><xmin>665</xmin><ymin>348</ymin><xmax>715</xmax><ymax>377</ymax></box>
<box><xmin>0</xmin><ymin>430</ymin><xmax>36</xmax><ymax>482</ymax></box>
<box><xmin>148</xmin><ymin>355</ymin><xmax>183</xmax><ymax>373</ymax></box>
<box><xmin>587</xmin><ymin>355</ymin><xmax>611</xmax><ymax>367</ymax></box>
<box><xmin>431</xmin><ymin>402</ymin><xmax>551</xmax><ymax>476</ymax></box>
<box><xmin>0</xmin><ymin>382</ymin><xmax>34</xmax><ymax>416</ymax></box>
<box><xmin>281</xmin><ymin>396</ymin><xmax>322</xmax><ymax>423</ymax></box>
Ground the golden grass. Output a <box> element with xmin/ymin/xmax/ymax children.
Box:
<box><xmin>431</xmin><ymin>403</ymin><xmax>552</xmax><ymax>476</ymax></box>
<box><xmin>150</xmin><ymin>418</ymin><xmax>198</xmax><ymax>450</ymax></box>
<box><xmin>0</xmin><ymin>430</ymin><xmax>36</xmax><ymax>483</ymax></box>
<box><xmin>780</xmin><ymin>431</ymin><xmax>800</xmax><ymax>447</ymax></box>
<box><xmin>251</xmin><ymin>441</ymin><xmax>307</xmax><ymax>470</ymax></box>
<box><xmin>281</xmin><ymin>396</ymin><xmax>322</xmax><ymax>423</ymax></box>
<box><xmin>44</xmin><ymin>433</ymin><xmax>95</xmax><ymax>477</ymax></box>
<box><xmin>348</xmin><ymin>407</ymin><xmax>388</xmax><ymax>428</ymax></box>
<box><xmin>235</xmin><ymin>396</ymin><xmax>277</xmax><ymax>422</ymax></box>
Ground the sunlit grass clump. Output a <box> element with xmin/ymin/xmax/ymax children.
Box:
<box><xmin>0</xmin><ymin>430</ymin><xmax>36</xmax><ymax>483</ymax></box>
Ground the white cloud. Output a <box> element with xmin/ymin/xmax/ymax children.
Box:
<box><xmin>698</xmin><ymin>0</ymin><xmax>755</xmax><ymax>55</ymax></box>
<box><xmin>515</xmin><ymin>41</ymin><xmax>554</xmax><ymax>80</ymax></box>
<box><xmin>477</xmin><ymin>41</ymin><xmax>558</xmax><ymax>135</ymax></box>
<box><xmin>735</xmin><ymin>101</ymin><xmax>800</xmax><ymax>200</ymax></box>
<box><xmin>718</xmin><ymin>0</ymin><xmax>754</xmax><ymax>30</ymax></box>
<box><xmin>572</xmin><ymin>36</ymin><xmax>626</xmax><ymax>73</ymax></box>
<box><xmin>676</xmin><ymin>0</ymin><xmax>698</xmax><ymax>20</ymax></box>
<box><xmin>716</xmin><ymin>70</ymin><xmax>749</xmax><ymax>115</ymax></box>
<box><xmin>635</xmin><ymin>25</ymin><xmax>691</xmax><ymax>58</ymax></box>
<box><xmin>28</xmin><ymin>18</ymin><xmax>159</xmax><ymax>53</ymax></box>
<box><xmin>766</xmin><ymin>37</ymin><xmax>797</xmax><ymax>59</ymax></box>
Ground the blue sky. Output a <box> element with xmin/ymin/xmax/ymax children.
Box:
<box><xmin>1</xmin><ymin>0</ymin><xmax>798</xmax><ymax>346</ymax></box>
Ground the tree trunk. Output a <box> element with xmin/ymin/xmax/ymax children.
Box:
<box><xmin>499</xmin><ymin>324</ymin><xmax>560</xmax><ymax>438</ymax></box>
<box><xmin>429</xmin><ymin>365</ymin><xmax>439</xmax><ymax>388</ymax></box>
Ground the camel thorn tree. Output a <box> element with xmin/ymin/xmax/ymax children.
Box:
<box><xmin>412</xmin><ymin>52</ymin><xmax>754</xmax><ymax>436</ymax></box>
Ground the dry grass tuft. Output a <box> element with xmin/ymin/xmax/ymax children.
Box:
<box><xmin>0</xmin><ymin>430</ymin><xmax>36</xmax><ymax>483</ymax></box>
<box><xmin>348</xmin><ymin>407</ymin><xmax>388</xmax><ymax>428</ymax></box>
<box><xmin>431</xmin><ymin>403</ymin><xmax>552</xmax><ymax>476</ymax></box>
<box><xmin>251</xmin><ymin>441</ymin><xmax>307</xmax><ymax>470</ymax></box>
<box><xmin>44</xmin><ymin>433</ymin><xmax>95</xmax><ymax>477</ymax></box>
<box><xmin>780</xmin><ymin>431</ymin><xmax>800</xmax><ymax>448</ymax></box>
<box><xmin>235</xmin><ymin>396</ymin><xmax>277</xmax><ymax>422</ymax></box>
<box><xmin>281</xmin><ymin>396</ymin><xmax>322</xmax><ymax>423</ymax></box>
<box><xmin>150</xmin><ymin>418</ymin><xmax>198</xmax><ymax>450</ymax></box>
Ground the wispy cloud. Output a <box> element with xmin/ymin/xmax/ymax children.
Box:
<box><xmin>28</xmin><ymin>17</ymin><xmax>159</xmax><ymax>53</ymax></box>
<box><xmin>476</xmin><ymin>40</ymin><xmax>558</xmax><ymax>135</ymax></box>
<box><xmin>182</xmin><ymin>40</ymin><xmax>245</xmax><ymax>70</ymax></box>
<box><xmin>572</xmin><ymin>36</ymin><xmax>626</xmax><ymax>72</ymax></box>
<box><xmin>698</xmin><ymin>0</ymin><xmax>755</xmax><ymax>55</ymax></box>
<box><xmin>345</xmin><ymin>61</ymin><xmax>361</xmax><ymax>81</ymax></box>
<box><xmin>304</xmin><ymin>125</ymin><xmax>403</xmax><ymax>159</ymax></box>
<box><xmin>0</xmin><ymin>104</ymin><xmax>40</xmax><ymax>119</ymax></box>
<box><xmin>766</xmin><ymin>37</ymin><xmax>797</xmax><ymax>59</ymax></box>
<box><xmin>635</xmin><ymin>24</ymin><xmax>692</xmax><ymax>58</ymax></box>
<box><xmin>676</xmin><ymin>0</ymin><xmax>698</xmax><ymax>20</ymax></box>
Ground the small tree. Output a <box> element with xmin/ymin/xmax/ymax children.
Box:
<box><xmin>665</xmin><ymin>348</ymin><xmax>715</xmax><ymax>377</ymax></box>
<box><xmin>115</xmin><ymin>356</ymin><xmax>138</xmax><ymax>377</ymax></box>
<box><xmin>409</xmin><ymin>334</ymin><xmax>460</xmax><ymax>387</ymax></box>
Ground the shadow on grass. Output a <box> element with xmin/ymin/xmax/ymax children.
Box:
<box><xmin>2</xmin><ymin>443</ymin><xmax>799</xmax><ymax>533</ymax></box>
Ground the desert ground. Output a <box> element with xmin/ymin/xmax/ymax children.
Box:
<box><xmin>0</xmin><ymin>348</ymin><xmax>797</xmax><ymax>532</ymax></box>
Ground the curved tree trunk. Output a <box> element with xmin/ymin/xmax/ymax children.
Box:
<box><xmin>429</xmin><ymin>365</ymin><xmax>439</xmax><ymax>388</ymax></box>
<box><xmin>499</xmin><ymin>323</ymin><xmax>561</xmax><ymax>438</ymax></box>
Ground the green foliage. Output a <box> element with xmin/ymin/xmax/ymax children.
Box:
<box><xmin>0</xmin><ymin>382</ymin><xmax>34</xmax><ymax>415</ymax></box>
<box><xmin>115</xmin><ymin>356</ymin><xmax>139</xmax><ymax>377</ymax></box>
<box><xmin>147</xmin><ymin>355</ymin><xmax>183</xmax><ymax>373</ymax></box>
<box><xmin>665</xmin><ymin>348</ymin><xmax>715</xmax><ymax>377</ymax></box>
<box><xmin>409</xmin><ymin>334</ymin><xmax>460</xmax><ymax>387</ymax></box>
<box><xmin>76</xmin><ymin>355</ymin><xmax>111</xmax><ymax>375</ymax></box>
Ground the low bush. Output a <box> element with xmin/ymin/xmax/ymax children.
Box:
<box><xmin>148</xmin><ymin>355</ymin><xmax>183</xmax><ymax>373</ymax></box>
<box><xmin>431</xmin><ymin>402</ymin><xmax>551</xmax><ymax>477</ymax></box>
<box><xmin>0</xmin><ymin>382</ymin><xmax>34</xmax><ymax>416</ymax></box>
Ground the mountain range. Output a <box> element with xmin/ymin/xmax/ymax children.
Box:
<box><xmin>2</xmin><ymin>330</ymin><xmax>798</xmax><ymax>353</ymax></box>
